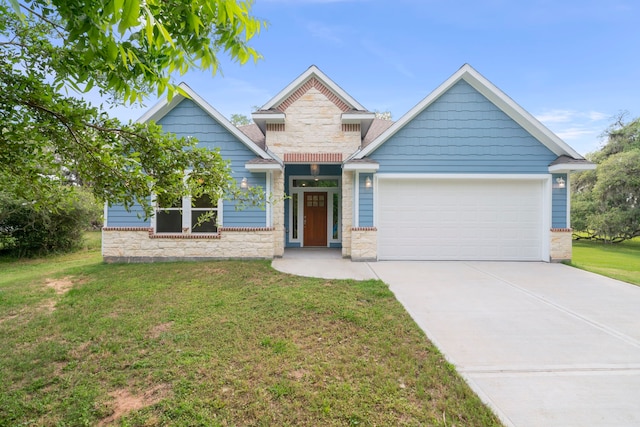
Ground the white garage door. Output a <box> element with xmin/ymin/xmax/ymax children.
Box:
<box><xmin>377</xmin><ymin>178</ymin><xmax>545</xmax><ymax>261</ymax></box>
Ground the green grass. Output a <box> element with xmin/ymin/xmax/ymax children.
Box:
<box><xmin>569</xmin><ymin>237</ymin><xmax>640</xmax><ymax>286</ymax></box>
<box><xmin>0</xmin><ymin>232</ymin><xmax>500</xmax><ymax>426</ymax></box>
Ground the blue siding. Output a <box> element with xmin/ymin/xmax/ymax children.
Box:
<box><xmin>552</xmin><ymin>173</ymin><xmax>568</xmax><ymax>228</ymax></box>
<box><xmin>106</xmin><ymin>203</ymin><xmax>150</xmax><ymax>227</ymax></box>
<box><xmin>358</xmin><ymin>173</ymin><xmax>374</xmax><ymax>227</ymax></box>
<box><xmin>369</xmin><ymin>80</ymin><xmax>558</xmax><ymax>174</ymax></box>
<box><xmin>107</xmin><ymin>98</ymin><xmax>267</xmax><ymax>227</ymax></box>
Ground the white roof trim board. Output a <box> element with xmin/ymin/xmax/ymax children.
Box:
<box><xmin>343</xmin><ymin>163</ymin><xmax>380</xmax><ymax>172</ymax></box>
<box><xmin>137</xmin><ymin>83</ymin><xmax>273</xmax><ymax>160</ymax></box>
<box><xmin>260</xmin><ymin>65</ymin><xmax>367</xmax><ymax>111</ymax></box>
<box><xmin>548</xmin><ymin>163</ymin><xmax>596</xmax><ymax>173</ymax></box>
<box><xmin>355</xmin><ymin>64</ymin><xmax>584</xmax><ymax>160</ymax></box>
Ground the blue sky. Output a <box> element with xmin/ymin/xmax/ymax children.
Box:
<box><xmin>107</xmin><ymin>0</ymin><xmax>639</xmax><ymax>156</ymax></box>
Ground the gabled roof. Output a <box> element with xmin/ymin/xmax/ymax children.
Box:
<box><xmin>137</xmin><ymin>83</ymin><xmax>273</xmax><ymax>160</ymax></box>
<box><xmin>354</xmin><ymin>64</ymin><xmax>585</xmax><ymax>161</ymax></box>
<box><xmin>259</xmin><ymin>65</ymin><xmax>368</xmax><ymax>112</ymax></box>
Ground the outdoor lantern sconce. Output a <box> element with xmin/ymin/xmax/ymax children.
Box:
<box><xmin>554</xmin><ymin>177</ymin><xmax>565</xmax><ymax>189</ymax></box>
<box><xmin>310</xmin><ymin>163</ymin><xmax>320</xmax><ymax>177</ymax></box>
<box><xmin>240</xmin><ymin>177</ymin><xmax>248</xmax><ymax>189</ymax></box>
<box><xmin>365</xmin><ymin>176</ymin><xmax>372</xmax><ymax>189</ymax></box>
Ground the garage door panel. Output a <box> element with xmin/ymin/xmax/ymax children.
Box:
<box><xmin>377</xmin><ymin>179</ymin><xmax>544</xmax><ymax>261</ymax></box>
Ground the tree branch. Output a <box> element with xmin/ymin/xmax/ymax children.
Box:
<box><xmin>17</xmin><ymin>3</ymin><xmax>66</xmax><ymax>38</ymax></box>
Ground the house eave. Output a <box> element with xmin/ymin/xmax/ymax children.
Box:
<box><xmin>245</xmin><ymin>163</ymin><xmax>283</xmax><ymax>172</ymax></box>
<box><xmin>548</xmin><ymin>163</ymin><xmax>597</xmax><ymax>173</ymax></box>
<box><xmin>343</xmin><ymin>163</ymin><xmax>380</xmax><ymax>172</ymax></box>
<box><xmin>251</xmin><ymin>111</ymin><xmax>286</xmax><ymax>134</ymax></box>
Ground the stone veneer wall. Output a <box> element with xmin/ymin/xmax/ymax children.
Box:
<box><xmin>102</xmin><ymin>227</ymin><xmax>275</xmax><ymax>262</ymax></box>
<box><xmin>341</xmin><ymin>170</ymin><xmax>353</xmax><ymax>258</ymax></box>
<box><xmin>267</xmin><ymin>87</ymin><xmax>361</xmax><ymax>159</ymax></box>
<box><xmin>351</xmin><ymin>228</ymin><xmax>377</xmax><ymax>261</ymax></box>
<box><xmin>550</xmin><ymin>228</ymin><xmax>572</xmax><ymax>262</ymax></box>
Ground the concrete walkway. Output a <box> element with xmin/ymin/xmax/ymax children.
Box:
<box><xmin>272</xmin><ymin>253</ymin><xmax>640</xmax><ymax>427</ymax></box>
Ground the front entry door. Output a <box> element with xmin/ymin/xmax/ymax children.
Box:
<box><xmin>303</xmin><ymin>192</ymin><xmax>327</xmax><ymax>246</ymax></box>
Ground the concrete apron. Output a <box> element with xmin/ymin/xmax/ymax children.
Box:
<box><xmin>370</xmin><ymin>261</ymin><xmax>640</xmax><ymax>427</ymax></box>
<box><xmin>272</xmin><ymin>256</ymin><xmax>640</xmax><ymax>427</ymax></box>
<box><xmin>271</xmin><ymin>248</ymin><xmax>379</xmax><ymax>280</ymax></box>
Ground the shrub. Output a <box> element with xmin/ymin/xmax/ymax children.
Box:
<box><xmin>0</xmin><ymin>187</ymin><xmax>102</xmax><ymax>257</ymax></box>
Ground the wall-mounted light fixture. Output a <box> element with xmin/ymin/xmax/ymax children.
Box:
<box><xmin>310</xmin><ymin>163</ymin><xmax>320</xmax><ymax>177</ymax></box>
<box><xmin>365</xmin><ymin>176</ymin><xmax>372</xmax><ymax>189</ymax></box>
<box><xmin>240</xmin><ymin>177</ymin><xmax>248</xmax><ymax>189</ymax></box>
<box><xmin>554</xmin><ymin>177</ymin><xmax>566</xmax><ymax>189</ymax></box>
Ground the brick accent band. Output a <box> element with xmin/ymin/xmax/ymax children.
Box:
<box><xmin>104</xmin><ymin>226</ymin><xmax>274</xmax><ymax>238</ymax></box>
<box><xmin>550</xmin><ymin>228</ymin><xmax>572</xmax><ymax>232</ymax></box>
<box><xmin>351</xmin><ymin>227</ymin><xmax>377</xmax><ymax>231</ymax></box>
<box><xmin>103</xmin><ymin>227</ymin><xmax>152</xmax><ymax>231</ymax></box>
<box><xmin>149</xmin><ymin>232</ymin><xmax>222</xmax><ymax>240</ymax></box>
<box><xmin>283</xmin><ymin>153</ymin><xmax>343</xmax><ymax>163</ymax></box>
<box><xmin>219</xmin><ymin>227</ymin><xmax>275</xmax><ymax>232</ymax></box>
<box><xmin>277</xmin><ymin>77</ymin><xmax>351</xmax><ymax>113</ymax></box>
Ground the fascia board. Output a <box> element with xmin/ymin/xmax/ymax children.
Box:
<box><xmin>548</xmin><ymin>163</ymin><xmax>597</xmax><ymax>173</ymax></box>
<box><xmin>251</xmin><ymin>112</ymin><xmax>286</xmax><ymax>122</ymax></box>
<box><xmin>137</xmin><ymin>83</ymin><xmax>273</xmax><ymax>160</ymax></box>
<box><xmin>245</xmin><ymin>163</ymin><xmax>283</xmax><ymax>172</ymax></box>
<box><xmin>342</xmin><ymin>112</ymin><xmax>376</xmax><ymax>122</ymax></box>
<box><xmin>343</xmin><ymin>163</ymin><xmax>380</xmax><ymax>172</ymax></box>
<box><xmin>261</xmin><ymin>65</ymin><xmax>367</xmax><ymax>111</ymax></box>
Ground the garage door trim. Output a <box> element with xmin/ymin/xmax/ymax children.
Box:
<box><xmin>374</xmin><ymin>173</ymin><xmax>551</xmax><ymax>261</ymax></box>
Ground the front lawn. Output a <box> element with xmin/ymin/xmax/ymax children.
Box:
<box><xmin>569</xmin><ymin>237</ymin><xmax>640</xmax><ymax>286</ymax></box>
<box><xmin>0</xmin><ymin>233</ymin><xmax>500</xmax><ymax>426</ymax></box>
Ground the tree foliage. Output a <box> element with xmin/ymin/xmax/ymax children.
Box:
<box><xmin>0</xmin><ymin>186</ymin><xmax>102</xmax><ymax>257</ymax></box>
<box><xmin>0</xmin><ymin>0</ymin><xmax>266</xmax><ymax>222</ymax></box>
<box><xmin>572</xmin><ymin>115</ymin><xmax>640</xmax><ymax>242</ymax></box>
<box><xmin>230</xmin><ymin>113</ymin><xmax>251</xmax><ymax>126</ymax></box>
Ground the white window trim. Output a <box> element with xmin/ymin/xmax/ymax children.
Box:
<box><xmin>153</xmin><ymin>194</ymin><xmax>223</xmax><ymax>234</ymax></box>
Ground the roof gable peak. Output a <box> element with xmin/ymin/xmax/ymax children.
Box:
<box><xmin>136</xmin><ymin>82</ymin><xmax>275</xmax><ymax>160</ymax></box>
<box><xmin>354</xmin><ymin>64</ymin><xmax>583</xmax><ymax>160</ymax></box>
<box><xmin>260</xmin><ymin>65</ymin><xmax>368</xmax><ymax>112</ymax></box>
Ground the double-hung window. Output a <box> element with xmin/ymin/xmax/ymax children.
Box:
<box><xmin>155</xmin><ymin>193</ymin><xmax>219</xmax><ymax>233</ymax></box>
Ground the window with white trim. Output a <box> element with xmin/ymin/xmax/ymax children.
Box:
<box><xmin>155</xmin><ymin>193</ymin><xmax>220</xmax><ymax>233</ymax></box>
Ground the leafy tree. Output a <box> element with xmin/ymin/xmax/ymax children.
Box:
<box><xmin>572</xmin><ymin>115</ymin><xmax>640</xmax><ymax>242</ymax></box>
<box><xmin>374</xmin><ymin>110</ymin><xmax>393</xmax><ymax>120</ymax></box>
<box><xmin>230</xmin><ymin>113</ymin><xmax>252</xmax><ymax>126</ymax></box>
<box><xmin>0</xmin><ymin>0</ymin><xmax>266</xmax><ymax>220</ymax></box>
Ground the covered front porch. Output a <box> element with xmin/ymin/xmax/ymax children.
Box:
<box><xmin>283</xmin><ymin>163</ymin><xmax>343</xmax><ymax>249</ymax></box>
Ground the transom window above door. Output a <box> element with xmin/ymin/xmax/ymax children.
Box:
<box><xmin>292</xmin><ymin>179</ymin><xmax>339</xmax><ymax>188</ymax></box>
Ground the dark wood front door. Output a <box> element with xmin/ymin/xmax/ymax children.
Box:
<box><xmin>303</xmin><ymin>192</ymin><xmax>327</xmax><ymax>246</ymax></box>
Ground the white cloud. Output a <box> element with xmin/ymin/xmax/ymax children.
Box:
<box><xmin>535</xmin><ymin>108</ymin><xmax>609</xmax><ymax>155</ymax></box>
<box><xmin>535</xmin><ymin>109</ymin><xmax>576</xmax><ymax>123</ymax></box>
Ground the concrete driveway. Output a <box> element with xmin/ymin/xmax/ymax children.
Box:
<box><xmin>370</xmin><ymin>262</ymin><xmax>640</xmax><ymax>427</ymax></box>
<box><xmin>273</xmin><ymin>256</ymin><xmax>640</xmax><ymax>426</ymax></box>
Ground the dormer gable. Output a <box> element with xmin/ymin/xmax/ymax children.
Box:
<box><xmin>252</xmin><ymin>66</ymin><xmax>375</xmax><ymax>140</ymax></box>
